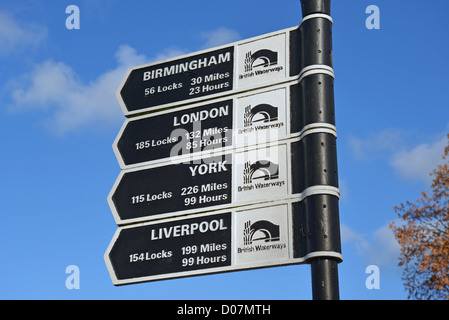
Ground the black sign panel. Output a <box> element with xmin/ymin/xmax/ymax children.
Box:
<box><xmin>108</xmin><ymin>213</ymin><xmax>232</xmax><ymax>282</ymax></box>
<box><xmin>119</xmin><ymin>47</ymin><xmax>234</xmax><ymax>114</ymax></box>
<box><xmin>110</xmin><ymin>154</ymin><xmax>232</xmax><ymax>224</ymax></box>
<box><xmin>116</xmin><ymin>100</ymin><xmax>233</xmax><ymax>167</ymax></box>
<box><xmin>104</xmin><ymin>200</ymin><xmax>343</xmax><ymax>286</ymax></box>
<box><xmin>116</xmin><ymin>25</ymin><xmax>305</xmax><ymax>116</ymax></box>
<box><xmin>109</xmin><ymin>134</ymin><xmax>341</xmax><ymax>225</ymax></box>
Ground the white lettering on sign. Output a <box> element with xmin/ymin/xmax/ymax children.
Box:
<box><xmin>188</xmin><ymin>161</ymin><xmax>228</xmax><ymax>176</ymax></box>
<box><xmin>173</xmin><ymin>105</ymin><xmax>229</xmax><ymax>126</ymax></box>
<box><xmin>143</xmin><ymin>52</ymin><xmax>231</xmax><ymax>81</ymax></box>
<box><xmin>129</xmin><ymin>250</ymin><xmax>173</xmax><ymax>263</ymax></box>
<box><xmin>150</xmin><ymin>219</ymin><xmax>228</xmax><ymax>240</ymax></box>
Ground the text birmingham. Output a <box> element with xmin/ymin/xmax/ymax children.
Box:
<box><xmin>143</xmin><ymin>52</ymin><xmax>231</xmax><ymax>81</ymax></box>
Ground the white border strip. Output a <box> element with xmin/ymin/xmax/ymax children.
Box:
<box><xmin>104</xmin><ymin>199</ymin><xmax>342</xmax><ymax>286</ymax></box>
<box><xmin>298</xmin><ymin>123</ymin><xmax>337</xmax><ymax>140</ymax></box>
<box><xmin>299</xmin><ymin>68</ymin><xmax>334</xmax><ymax>83</ymax></box>
<box><xmin>109</xmin><ymin>137</ymin><xmax>341</xmax><ymax>225</ymax></box>
<box><xmin>117</xmin><ymin>25</ymin><xmax>300</xmax><ymax>117</ymax></box>
<box><xmin>299</xmin><ymin>185</ymin><xmax>340</xmax><ymax>201</ymax></box>
<box><xmin>303</xmin><ymin>251</ymin><xmax>343</xmax><ymax>262</ymax></box>
<box><xmin>299</xmin><ymin>13</ymin><xmax>333</xmax><ymax>28</ymax></box>
<box><xmin>113</xmin><ymin>80</ymin><xmax>338</xmax><ymax>170</ymax></box>
<box><xmin>299</xmin><ymin>64</ymin><xmax>334</xmax><ymax>79</ymax></box>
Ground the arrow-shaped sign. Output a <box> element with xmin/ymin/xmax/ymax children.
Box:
<box><xmin>113</xmin><ymin>80</ymin><xmax>337</xmax><ymax>169</ymax></box>
<box><xmin>104</xmin><ymin>199</ymin><xmax>343</xmax><ymax>286</ymax></box>
<box><xmin>108</xmin><ymin>141</ymin><xmax>295</xmax><ymax>225</ymax></box>
<box><xmin>116</xmin><ymin>26</ymin><xmax>301</xmax><ymax>116</ymax></box>
<box><xmin>108</xmin><ymin>133</ymin><xmax>340</xmax><ymax>225</ymax></box>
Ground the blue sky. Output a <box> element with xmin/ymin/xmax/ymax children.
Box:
<box><xmin>1</xmin><ymin>0</ymin><xmax>448</xmax><ymax>300</ymax></box>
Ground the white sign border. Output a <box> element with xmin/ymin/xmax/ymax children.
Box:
<box><xmin>116</xmin><ymin>25</ymin><xmax>300</xmax><ymax>117</ymax></box>
<box><xmin>108</xmin><ymin>135</ymin><xmax>339</xmax><ymax>225</ymax></box>
<box><xmin>104</xmin><ymin>198</ymin><xmax>342</xmax><ymax>286</ymax></box>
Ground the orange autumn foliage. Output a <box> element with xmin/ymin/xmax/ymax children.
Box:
<box><xmin>390</xmin><ymin>134</ymin><xmax>449</xmax><ymax>300</ymax></box>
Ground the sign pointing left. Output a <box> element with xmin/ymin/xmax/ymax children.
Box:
<box><xmin>118</xmin><ymin>47</ymin><xmax>234</xmax><ymax>115</ymax></box>
<box><xmin>116</xmin><ymin>26</ymin><xmax>301</xmax><ymax>116</ymax></box>
<box><xmin>104</xmin><ymin>199</ymin><xmax>342</xmax><ymax>286</ymax></box>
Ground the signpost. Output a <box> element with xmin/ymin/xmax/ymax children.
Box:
<box><xmin>108</xmin><ymin>140</ymin><xmax>308</xmax><ymax>225</ymax></box>
<box><xmin>113</xmin><ymin>81</ymin><xmax>336</xmax><ymax>169</ymax></box>
<box><xmin>106</xmin><ymin>0</ymin><xmax>341</xmax><ymax>300</ymax></box>
<box><xmin>104</xmin><ymin>199</ymin><xmax>342</xmax><ymax>286</ymax></box>
<box><xmin>116</xmin><ymin>26</ymin><xmax>304</xmax><ymax>116</ymax></box>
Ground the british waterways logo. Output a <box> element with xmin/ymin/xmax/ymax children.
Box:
<box><xmin>237</xmin><ymin>159</ymin><xmax>285</xmax><ymax>192</ymax></box>
<box><xmin>243</xmin><ymin>160</ymin><xmax>279</xmax><ymax>184</ymax></box>
<box><xmin>239</xmin><ymin>49</ymin><xmax>283</xmax><ymax>80</ymax></box>
<box><xmin>237</xmin><ymin>101</ymin><xmax>284</xmax><ymax>136</ymax></box>
<box><xmin>243</xmin><ymin>220</ymin><xmax>280</xmax><ymax>245</ymax></box>
<box><xmin>243</xmin><ymin>103</ymin><xmax>278</xmax><ymax>127</ymax></box>
<box><xmin>238</xmin><ymin>219</ymin><xmax>286</xmax><ymax>253</ymax></box>
<box><xmin>244</xmin><ymin>49</ymin><xmax>278</xmax><ymax>72</ymax></box>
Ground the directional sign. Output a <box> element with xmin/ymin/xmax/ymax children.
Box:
<box><xmin>109</xmin><ymin>141</ymin><xmax>295</xmax><ymax>225</ymax></box>
<box><xmin>113</xmin><ymin>81</ymin><xmax>337</xmax><ymax>169</ymax></box>
<box><xmin>108</xmin><ymin>135</ymin><xmax>339</xmax><ymax>225</ymax></box>
<box><xmin>104</xmin><ymin>199</ymin><xmax>343</xmax><ymax>286</ymax></box>
<box><xmin>116</xmin><ymin>26</ymin><xmax>302</xmax><ymax>116</ymax></box>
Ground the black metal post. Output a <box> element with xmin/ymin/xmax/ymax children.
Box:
<box><xmin>311</xmin><ymin>258</ymin><xmax>340</xmax><ymax>300</ymax></box>
<box><xmin>299</xmin><ymin>0</ymin><xmax>341</xmax><ymax>300</ymax></box>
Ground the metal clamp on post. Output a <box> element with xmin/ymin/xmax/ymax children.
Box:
<box><xmin>298</xmin><ymin>64</ymin><xmax>334</xmax><ymax>83</ymax></box>
<box><xmin>299</xmin><ymin>13</ymin><xmax>333</xmax><ymax>28</ymax></box>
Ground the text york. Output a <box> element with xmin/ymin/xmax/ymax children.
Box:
<box><xmin>189</xmin><ymin>161</ymin><xmax>228</xmax><ymax>177</ymax></box>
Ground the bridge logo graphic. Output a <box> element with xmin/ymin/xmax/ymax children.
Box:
<box><xmin>243</xmin><ymin>103</ymin><xmax>278</xmax><ymax>127</ymax></box>
<box><xmin>243</xmin><ymin>220</ymin><xmax>280</xmax><ymax>245</ymax></box>
<box><xmin>244</xmin><ymin>49</ymin><xmax>278</xmax><ymax>72</ymax></box>
<box><xmin>243</xmin><ymin>160</ymin><xmax>279</xmax><ymax>184</ymax></box>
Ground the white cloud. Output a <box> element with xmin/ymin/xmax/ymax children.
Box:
<box><xmin>114</xmin><ymin>44</ymin><xmax>148</xmax><ymax>66</ymax></box>
<box><xmin>348</xmin><ymin>129</ymin><xmax>448</xmax><ymax>184</ymax></box>
<box><xmin>152</xmin><ymin>47</ymin><xmax>189</xmax><ymax>62</ymax></box>
<box><xmin>341</xmin><ymin>223</ymin><xmax>400</xmax><ymax>267</ymax></box>
<box><xmin>5</xmin><ymin>27</ymin><xmax>239</xmax><ymax>134</ymax></box>
<box><xmin>390</xmin><ymin>135</ymin><xmax>447</xmax><ymax>184</ymax></box>
<box><xmin>340</xmin><ymin>223</ymin><xmax>369</xmax><ymax>252</ymax></box>
<box><xmin>199</xmin><ymin>27</ymin><xmax>241</xmax><ymax>49</ymax></box>
<box><xmin>369</xmin><ymin>224</ymin><xmax>401</xmax><ymax>266</ymax></box>
<box><xmin>7</xmin><ymin>44</ymin><xmax>192</xmax><ymax>134</ymax></box>
<box><xmin>0</xmin><ymin>11</ymin><xmax>47</xmax><ymax>55</ymax></box>
<box><xmin>347</xmin><ymin>128</ymin><xmax>403</xmax><ymax>161</ymax></box>
<box><xmin>8</xmin><ymin>45</ymin><xmax>147</xmax><ymax>134</ymax></box>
